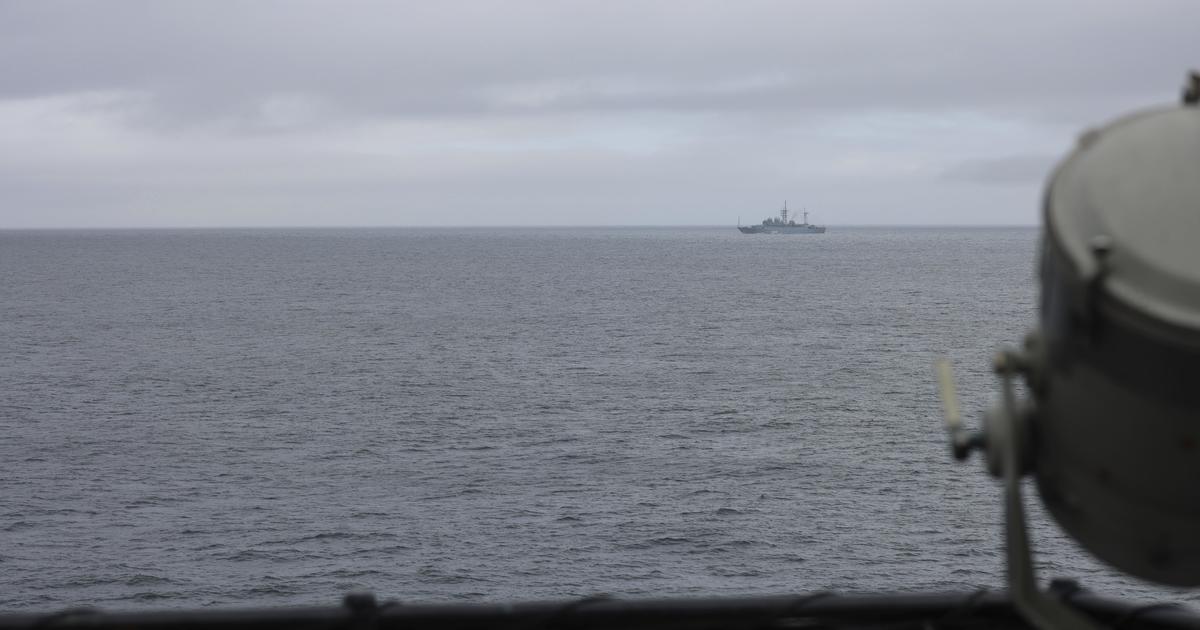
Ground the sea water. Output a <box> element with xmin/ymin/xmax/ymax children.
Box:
<box><xmin>2</xmin><ymin>227</ymin><xmax>1193</xmax><ymax>610</ymax></box>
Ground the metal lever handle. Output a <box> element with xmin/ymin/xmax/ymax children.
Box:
<box><xmin>936</xmin><ymin>358</ymin><xmax>983</xmax><ymax>460</ymax></box>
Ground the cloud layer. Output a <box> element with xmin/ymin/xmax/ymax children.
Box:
<box><xmin>1</xmin><ymin>1</ymin><xmax>1196</xmax><ymax>227</ymax></box>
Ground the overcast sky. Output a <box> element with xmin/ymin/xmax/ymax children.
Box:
<box><xmin>1</xmin><ymin>1</ymin><xmax>1195</xmax><ymax>228</ymax></box>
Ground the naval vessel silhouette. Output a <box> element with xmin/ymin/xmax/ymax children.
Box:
<box><xmin>738</xmin><ymin>201</ymin><xmax>826</xmax><ymax>234</ymax></box>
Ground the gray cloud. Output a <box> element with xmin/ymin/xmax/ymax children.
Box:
<box><xmin>3</xmin><ymin>1</ymin><xmax>1193</xmax><ymax>121</ymax></box>
<box><xmin>941</xmin><ymin>154</ymin><xmax>1060</xmax><ymax>185</ymax></box>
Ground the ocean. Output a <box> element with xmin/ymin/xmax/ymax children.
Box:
<box><xmin>1</xmin><ymin>227</ymin><xmax>1193</xmax><ymax>611</ymax></box>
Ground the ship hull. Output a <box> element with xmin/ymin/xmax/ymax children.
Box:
<box><xmin>738</xmin><ymin>225</ymin><xmax>825</xmax><ymax>234</ymax></box>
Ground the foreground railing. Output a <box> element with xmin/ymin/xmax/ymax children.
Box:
<box><xmin>2</xmin><ymin>585</ymin><xmax>1197</xmax><ymax>630</ymax></box>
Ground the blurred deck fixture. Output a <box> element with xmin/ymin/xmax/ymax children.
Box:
<box><xmin>938</xmin><ymin>71</ymin><xmax>1200</xmax><ymax>630</ymax></box>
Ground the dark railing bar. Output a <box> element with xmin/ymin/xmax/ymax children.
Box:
<box><xmin>1</xmin><ymin>590</ymin><xmax>1197</xmax><ymax>630</ymax></box>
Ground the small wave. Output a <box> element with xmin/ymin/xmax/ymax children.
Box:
<box><xmin>247</xmin><ymin>583</ymin><xmax>304</xmax><ymax>596</ymax></box>
<box><xmin>324</xmin><ymin>568</ymin><xmax>387</xmax><ymax>579</ymax></box>
<box><xmin>128</xmin><ymin>591</ymin><xmax>184</xmax><ymax>602</ymax></box>
<box><xmin>366</xmin><ymin>544</ymin><xmax>417</xmax><ymax>554</ymax></box>
<box><xmin>226</xmin><ymin>549</ymin><xmax>281</xmax><ymax>562</ymax></box>
<box><xmin>522</xmin><ymin>435</ymin><xmax>580</xmax><ymax>447</ymax></box>
<box><xmin>59</xmin><ymin>575</ymin><xmax>121</xmax><ymax>588</ymax></box>
<box><xmin>416</xmin><ymin>566</ymin><xmax>490</xmax><ymax>585</ymax></box>
<box><xmin>258</xmin><ymin>531</ymin><xmax>399</xmax><ymax>546</ymax></box>
<box><xmin>124</xmin><ymin>496</ymin><xmax>187</xmax><ymax>508</ymax></box>
<box><xmin>624</xmin><ymin>570</ymin><xmax>667</xmax><ymax>581</ymax></box>
<box><xmin>301</xmin><ymin>531</ymin><xmax>397</xmax><ymax>542</ymax></box>
<box><xmin>707</xmin><ymin>566</ymin><xmax>764</xmax><ymax>577</ymax></box>
<box><xmin>125</xmin><ymin>574</ymin><xmax>174</xmax><ymax>586</ymax></box>
<box><xmin>448</xmin><ymin>591</ymin><xmax>491</xmax><ymax>600</ymax></box>
<box><xmin>29</xmin><ymin>507</ymin><xmax>98</xmax><ymax>516</ymax></box>
<box><xmin>715</xmin><ymin>507</ymin><xmax>742</xmax><ymax>516</ymax></box>
<box><xmin>619</xmin><ymin>538</ymin><xmax>681</xmax><ymax>551</ymax></box>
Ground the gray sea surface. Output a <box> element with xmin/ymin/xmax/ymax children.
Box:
<box><xmin>2</xmin><ymin>227</ymin><xmax>1195</xmax><ymax>611</ymax></box>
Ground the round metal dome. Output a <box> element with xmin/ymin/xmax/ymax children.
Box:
<box><xmin>1046</xmin><ymin>105</ymin><xmax>1200</xmax><ymax>343</ymax></box>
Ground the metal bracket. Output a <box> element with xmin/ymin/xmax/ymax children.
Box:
<box><xmin>938</xmin><ymin>352</ymin><xmax>1102</xmax><ymax>630</ymax></box>
<box><xmin>993</xmin><ymin>357</ymin><xmax>1101</xmax><ymax>630</ymax></box>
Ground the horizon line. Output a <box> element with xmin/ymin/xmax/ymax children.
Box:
<box><xmin>0</xmin><ymin>223</ymin><xmax>1040</xmax><ymax>231</ymax></box>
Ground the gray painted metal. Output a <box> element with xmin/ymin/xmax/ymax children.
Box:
<box><xmin>1027</xmin><ymin>95</ymin><xmax>1200</xmax><ymax>586</ymax></box>
<box><xmin>1047</xmin><ymin>105</ymin><xmax>1200</xmax><ymax>342</ymax></box>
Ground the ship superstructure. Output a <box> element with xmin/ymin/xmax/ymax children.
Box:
<box><xmin>738</xmin><ymin>201</ymin><xmax>826</xmax><ymax>234</ymax></box>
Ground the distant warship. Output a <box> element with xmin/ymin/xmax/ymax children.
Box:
<box><xmin>738</xmin><ymin>201</ymin><xmax>826</xmax><ymax>234</ymax></box>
